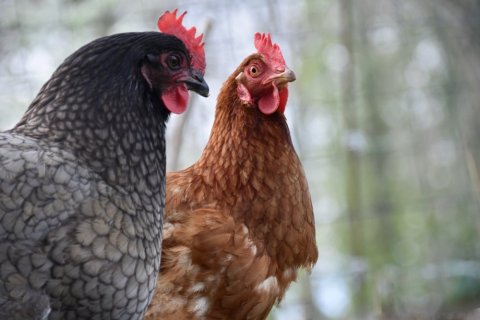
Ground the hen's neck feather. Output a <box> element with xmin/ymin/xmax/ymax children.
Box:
<box><xmin>186</xmin><ymin>71</ymin><xmax>317</xmax><ymax>268</ymax></box>
<box><xmin>11</xmin><ymin>33</ymin><xmax>169</xmax><ymax>195</ymax></box>
<box><xmin>198</xmin><ymin>70</ymin><xmax>294</xmax><ymax>168</ymax></box>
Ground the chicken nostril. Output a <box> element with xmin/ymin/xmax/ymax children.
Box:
<box><xmin>191</xmin><ymin>70</ymin><xmax>204</xmax><ymax>82</ymax></box>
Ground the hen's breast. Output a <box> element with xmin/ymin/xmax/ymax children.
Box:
<box><xmin>146</xmin><ymin>201</ymin><xmax>297</xmax><ymax>320</ymax></box>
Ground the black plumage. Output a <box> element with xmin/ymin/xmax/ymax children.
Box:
<box><xmin>0</xmin><ymin>32</ymin><xmax>208</xmax><ymax>319</ymax></box>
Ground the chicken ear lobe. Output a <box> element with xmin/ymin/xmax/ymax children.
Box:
<box><xmin>258</xmin><ymin>83</ymin><xmax>280</xmax><ymax>115</ymax></box>
<box><xmin>237</xmin><ymin>83</ymin><xmax>253</xmax><ymax>105</ymax></box>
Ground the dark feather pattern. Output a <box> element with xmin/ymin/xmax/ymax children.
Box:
<box><xmin>0</xmin><ymin>32</ymin><xmax>189</xmax><ymax>319</ymax></box>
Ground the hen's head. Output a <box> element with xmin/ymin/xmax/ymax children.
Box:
<box><xmin>142</xmin><ymin>9</ymin><xmax>208</xmax><ymax>114</ymax></box>
<box><xmin>235</xmin><ymin>33</ymin><xmax>295</xmax><ymax>115</ymax></box>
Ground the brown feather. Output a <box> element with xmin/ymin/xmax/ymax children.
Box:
<box><xmin>145</xmin><ymin>55</ymin><xmax>318</xmax><ymax>320</ymax></box>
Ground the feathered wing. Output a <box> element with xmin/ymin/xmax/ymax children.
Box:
<box><xmin>0</xmin><ymin>133</ymin><xmax>93</xmax><ymax>240</ymax></box>
<box><xmin>0</xmin><ymin>132</ymin><xmax>154</xmax><ymax>319</ymax></box>
<box><xmin>146</xmin><ymin>202</ymin><xmax>297</xmax><ymax>319</ymax></box>
<box><xmin>187</xmin><ymin>209</ymin><xmax>295</xmax><ymax>320</ymax></box>
<box><xmin>0</xmin><ymin>132</ymin><xmax>91</xmax><ymax>318</ymax></box>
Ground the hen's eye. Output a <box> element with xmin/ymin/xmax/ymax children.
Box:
<box><xmin>250</xmin><ymin>66</ymin><xmax>258</xmax><ymax>76</ymax></box>
<box><xmin>167</xmin><ymin>54</ymin><xmax>182</xmax><ymax>70</ymax></box>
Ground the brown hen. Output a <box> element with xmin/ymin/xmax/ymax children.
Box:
<box><xmin>146</xmin><ymin>33</ymin><xmax>318</xmax><ymax>320</ymax></box>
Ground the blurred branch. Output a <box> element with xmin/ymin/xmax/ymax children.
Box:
<box><xmin>464</xmin><ymin>145</ymin><xmax>480</xmax><ymax>205</ymax></box>
<box><xmin>168</xmin><ymin>19</ymin><xmax>213</xmax><ymax>171</ymax></box>
<box><xmin>300</xmin><ymin>273</ymin><xmax>324</xmax><ymax>320</ymax></box>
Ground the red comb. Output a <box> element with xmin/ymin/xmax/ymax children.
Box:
<box><xmin>157</xmin><ymin>9</ymin><xmax>206</xmax><ymax>74</ymax></box>
<box><xmin>254</xmin><ymin>33</ymin><xmax>285</xmax><ymax>69</ymax></box>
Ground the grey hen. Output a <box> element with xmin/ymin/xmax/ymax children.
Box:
<box><xmin>0</xmin><ymin>11</ymin><xmax>208</xmax><ymax>320</ymax></box>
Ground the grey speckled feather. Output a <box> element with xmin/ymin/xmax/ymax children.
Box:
<box><xmin>0</xmin><ymin>32</ymin><xmax>198</xmax><ymax>319</ymax></box>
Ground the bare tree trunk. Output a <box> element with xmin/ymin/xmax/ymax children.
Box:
<box><xmin>300</xmin><ymin>273</ymin><xmax>324</xmax><ymax>320</ymax></box>
<box><xmin>356</xmin><ymin>0</ymin><xmax>397</xmax><ymax>317</ymax></box>
<box><xmin>432</xmin><ymin>0</ymin><xmax>480</xmax><ymax>227</ymax></box>
<box><xmin>339</xmin><ymin>0</ymin><xmax>368</xmax><ymax>316</ymax></box>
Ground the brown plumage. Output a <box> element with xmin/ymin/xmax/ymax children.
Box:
<box><xmin>145</xmin><ymin>33</ymin><xmax>317</xmax><ymax>320</ymax></box>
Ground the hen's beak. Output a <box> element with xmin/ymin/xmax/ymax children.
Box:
<box><xmin>181</xmin><ymin>69</ymin><xmax>209</xmax><ymax>97</ymax></box>
<box><xmin>267</xmin><ymin>67</ymin><xmax>296</xmax><ymax>87</ymax></box>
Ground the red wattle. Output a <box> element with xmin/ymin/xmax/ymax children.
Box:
<box><xmin>278</xmin><ymin>87</ymin><xmax>289</xmax><ymax>113</ymax></box>
<box><xmin>161</xmin><ymin>85</ymin><xmax>189</xmax><ymax>114</ymax></box>
<box><xmin>258</xmin><ymin>84</ymin><xmax>279</xmax><ymax>115</ymax></box>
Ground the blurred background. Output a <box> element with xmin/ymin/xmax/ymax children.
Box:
<box><xmin>1</xmin><ymin>0</ymin><xmax>480</xmax><ymax>319</ymax></box>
